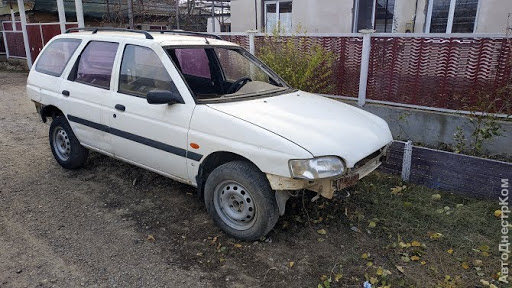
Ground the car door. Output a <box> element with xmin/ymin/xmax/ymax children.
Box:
<box><xmin>106</xmin><ymin>43</ymin><xmax>196</xmax><ymax>181</ymax></box>
<box><xmin>60</xmin><ymin>40</ymin><xmax>119</xmax><ymax>154</ymax></box>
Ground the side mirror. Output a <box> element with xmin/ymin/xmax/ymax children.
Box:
<box><xmin>147</xmin><ymin>90</ymin><xmax>185</xmax><ymax>105</ymax></box>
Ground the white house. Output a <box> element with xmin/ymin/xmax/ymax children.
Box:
<box><xmin>230</xmin><ymin>0</ymin><xmax>512</xmax><ymax>34</ymax></box>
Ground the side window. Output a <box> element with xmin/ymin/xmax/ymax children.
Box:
<box><xmin>119</xmin><ymin>45</ymin><xmax>179</xmax><ymax>98</ymax></box>
<box><xmin>35</xmin><ymin>38</ymin><xmax>81</xmax><ymax>76</ymax></box>
<box><xmin>75</xmin><ymin>41</ymin><xmax>118</xmax><ymax>89</ymax></box>
<box><xmin>174</xmin><ymin>48</ymin><xmax>211</xmax><ymax>79</ymax></box>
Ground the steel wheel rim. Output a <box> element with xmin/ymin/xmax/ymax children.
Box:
<box><xmin>213</xmin><ymin>180</ymin><xmax>256</xmax><ymax>231</ymax></box>
<box><xmin>52</xmin><ymin>127</ymin><xmax>71</xmax><ymax>161</ymax></box>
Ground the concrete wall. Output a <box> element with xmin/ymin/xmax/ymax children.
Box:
<box><xmin>349</xmin><ymin>101</ymin><xmax>512</xmax><ymax>158</ymax></box>
<box><xmin>475</xmin><ymin>0</ymin><xmax>512</xmax><ymax>33</ymax></box>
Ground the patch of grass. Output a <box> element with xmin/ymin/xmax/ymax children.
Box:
<box><xmin>286</xmin><ymin>172</ymin><xmax>504</xmax><ymax>287</ymax></box>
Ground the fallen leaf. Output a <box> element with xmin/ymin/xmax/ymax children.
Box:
<box><xmin>317</xmin><ymin>229</ymin><xmax>327</xmax><ymax>235</ymax></box>
<box><xmin>473</xmin><ymin>259</ymin><xmax>483</xmax><ymax>267</ymax></box>
<box><xmin>289</xmin><ymin>261</ymin><xmax>295</xmax><ymax>268</ymax></box>
<box><xmin>396</xmin><ymin>265</ymin><xmax>405</xmax><ymax>273</ymax></box>
<box><xmin>461</xmin><ymin>262</ymin><xmax>470</xmax><ymax>269</ymax></box>
<box><xmin>317</xmin><ymin>238</ymin><xmax>325</xmax><ymax>242</ymax></box>
<box><xmin>196</xmin><ymin>252</ymin><xmax>203</xmax><ymax>256</ymax></box>
<box><xmin>494</xmin><ymin>210</ymin><xmax>502</xmax><ymax>217</ymax></box>
<box><xmin>410</xmin><ymin>256</ymin><xmax>420</xmax><ymax>261</ymax></box>
<box><xmin>335</xmin><ymin>273</ymin><xmax>342</xmax><ymax>282</ymax></box>
<box><xmin>366</xmin><ymin>261</ymin><xmax>373</xmax><ymax>267</ymax></box>
<box><xmin>456</xmin><ymin>203</ymin><xmax>464</xmax><ymax>208</ymax></box>
<box><xmin>480</xmin><ymin>279</ymin><xmax>490</xmax><ymax>286</ymax></box>
<box><xmin>480</xmin><ymin>245</ymin><xmax>490</xmax><ymax>252</ymax></box>
<box><xmin>370</xmin><ymin>277</ymin><xmax>378</xmax><ymax>284</ymax></box>
<box><xmin>313</xmin><ymin>217</ymin><xmax>324</xmax><ymax>224</ymax></box>
<box><xmin>447</xmin><ymin>248</ymin><xmax>454</xmax><ymax>255</ymax></box>
<box><xmin>429</xmin><ymin>232</ymin><xmax>443</xmax><ymax>240</ymax></box>
<box><xmin>146</xmin><ymin>234</ymin><xmax>155</xmax><ymax>241</ymax></box>
<box><xmin>234</xmin><ymin>243</ymin><xmax>243</xmax><ymax>248</ymax></box>
<box><xmin>399</xmin><ymin>241</ymin><xmax>411</xmax><ymax>248</ymax></box>
<box><xmin>362</xmin><ymin>253</ymin><xmax>370</xmax><ymax>259</ymax></box>
<box><xmin>420</xmin><ymin>261</ymin><xmax>427</xmax><ymax>265</ymax></box>
<box><xmin>403</xmin><ymin>201</ymin><xmax>413</xmax><ymax>207</ymax></box>
<box><xmin>376</xmin><ymin>267</ymin><xmax>383</xmax><ymax>276</ymax></box>
<box><xmin>320</xmin><ymin>274</ymin><xmax>328</xmax><ymax>281</ymax></box>
<box><xmin>411</xmin><ymin>241</ymin><xmax>421</xmax><ymax>247</ymax></box>
<box><xmin>431</xmin><ymin>194</ymin><xmax>442</xmax><ymax>201</ymax></box>
<box><xmin>368</xmin><ymin>221</ymin><xmax>376</xmax><ymax>228</ymax></box>
<box><xmin>391</xmin><ymin>185</ymin><xmax>406</xmax><ymax>195</ymax></box>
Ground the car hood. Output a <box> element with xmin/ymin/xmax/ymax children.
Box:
<box><xmin>206</xmin><ymin>91</ymin><xmax>393</xmax><ymax>167</ymax></box>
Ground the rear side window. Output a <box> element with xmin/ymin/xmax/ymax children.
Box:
<box><xmin>119</xmin><ymin>45</ymin><xmax>179</xmax><ymax>98</ymax></box>
<box><xmin>35</xmin><ymin>39</ymin><xmax>81</xmax><ymax>77</ymax></box>
<box><xmin>75</xmin><ymin>41</ymin><xmax>119</xmax><ymax>89</ymax></box>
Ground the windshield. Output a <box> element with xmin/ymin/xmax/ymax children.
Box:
<box><xmin>166</xmin><ymin>47</ymin><xmax>291</xmax><ymax>102</ymax></box>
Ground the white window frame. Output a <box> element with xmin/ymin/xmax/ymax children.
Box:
<box><xmin>425</xmin><ymin>0</ymin><xmax>481</xmax><ymax>33</ymax></box>
<box><xmin>352</xmin><ymin>0</ymin><xmax>384</xmax><ymax>33</ymax></box>
<box><xmin>264</xmin><ymin>0</ymin><xmax>292</xmax><ymax>33</ymax></box>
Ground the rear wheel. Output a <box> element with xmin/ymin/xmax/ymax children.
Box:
<box><xmin>204</xmin><ymin>161</ymin><xmax>279</xmax><ymax>241</ymax></box>
<box><xmin>49</xmin><ymin>116</ymin><xmax>88</xmax><ymax>169</ymax></box>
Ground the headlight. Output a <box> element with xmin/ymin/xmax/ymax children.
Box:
<box><xmin>289</xmin><ymin>156</ymin><xmax>345</xmax><ymax>179</ymax></box>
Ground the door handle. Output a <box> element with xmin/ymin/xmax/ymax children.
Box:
<box><xmin>62</xmin><ymin>90</ymin><xmax>70</xmax><ymax>97</ymax></box>
<box><xmin>115</xmin><ymin>104</ymin><xmax>126</xmax><ymax>112</ymax></box>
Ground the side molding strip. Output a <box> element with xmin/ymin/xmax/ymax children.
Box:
<box><xmin>67</xmin><ymin>115</ymin><xmax>203</xmax><ymax>162</ymax></box>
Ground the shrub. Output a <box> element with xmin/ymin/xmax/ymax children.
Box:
<box><xmin>257</xmin><ymin>28</ymin><xmax>337</xmax><ymax>94</ymax></box>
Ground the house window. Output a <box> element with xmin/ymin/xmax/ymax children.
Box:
<box><xmin>265</xmin><ymin>1</ymin><xmax>293</xmax><ymax>33</ymax></box>
<box><xmin>354</xmin><ymin>0</ymin><xmax>395</xmax><ymax>33</ymax></box>
<box><xmin>375</xmin><ymin>0</ymin><xmax>395</xmax><ymax>32</ymax></box>
<box><xmin>427</xmin><ymin>0</ymin><xmax>479</xmax><ymax>33</ymax></box>
<box><xmin>354</xmin><ymin>0</ymin><xmax>375</xmax><ymax>32</ymax></box>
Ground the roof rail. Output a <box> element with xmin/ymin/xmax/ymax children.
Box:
<box><xmin>155</xmin><ymin>30</ymin><xmax>222</xmax><ymax>40</ymax></box>
<box><xmin>65</xmin><ymin>27</ymin><xmax>154</xmax><ymax>39</ymax></box>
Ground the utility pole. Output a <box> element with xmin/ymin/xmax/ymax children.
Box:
<box><xmin>175</xmin><ymin>0</ymin><xmax>180</xmax><ymax>30</ymax></box>
<box><xmin>127</xmin><ymin>0</ymin><xmax>134</xmax><ymax>29</ymax></box>
<box><xmin>211</xmin><ymin>1</ymin><xmax>215</xmax><ymax>32</ymax></box>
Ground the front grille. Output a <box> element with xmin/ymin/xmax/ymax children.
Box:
<box><xmin>353</xmin><ymin>146</ymin><xmax>385</xmax><ymax>169</ymax></box>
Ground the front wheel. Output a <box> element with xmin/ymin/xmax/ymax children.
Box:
<box><xmin>204</xmin><ymin>161</ymin><xmax>279</xmax><ymax>241</ymax></box>
<box><xmin>49</xmin><ymin>116</ymin><xmax>89</xmax><ymax>169</ymax></box>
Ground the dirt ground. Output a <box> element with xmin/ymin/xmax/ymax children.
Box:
<box><xmin>0</xmin><ymin>71</ymin><xmax>503</xmax><ymax>288</ymax></box>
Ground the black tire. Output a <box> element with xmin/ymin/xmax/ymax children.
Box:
<box><xmin>49</xmin><ymin>116</ymin><xmax>88</xmax><ymax>169</ymax></box>
<box><xmin>204</xmin><ymin>161</ymin><xmax>279</xmax><ymax>241</ymax></box>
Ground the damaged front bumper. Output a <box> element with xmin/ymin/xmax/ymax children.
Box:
<box><xmin>266</xmin><ymin>144</ymin><xmax>388</xmax><ymax>199</ymax></box>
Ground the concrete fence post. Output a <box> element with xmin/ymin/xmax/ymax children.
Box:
<box><xmin>10</xmin><ymin>9</ymin><xmax>16</xmax><ymax>31</ymax></box>
<box><xmin>2</xmin><ymin>31</ymin><xmax>10</xmax><ymax>58</ymax></box>
<box><xmin>16</xmin><ymin>0</ymin><xmax>32</xmax><ymax>69</ymax></box>
<box><xmin>358</xmin><ymin>29</ymin><xmax>374</xmax><ymax>107</ymax></box>
<box><xmin>247</xmin><ymin>30</ymin><xmax>258</xmax><ymax>55</ymax></box>
<box><xmin>401</xmin><ymin>140</ymin><xmax>413</xmax><ymax>182</ymax></box>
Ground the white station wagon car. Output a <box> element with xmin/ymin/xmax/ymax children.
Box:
<box><xmin>27</xmin><ymin>28</ymin><xmax>393</xmax><ymax>240</ymax></box>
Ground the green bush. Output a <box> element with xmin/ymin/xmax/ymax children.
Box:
<box><xmin>257</xmin><ymin>29</ymin><xmax>337</xmax><ymax>94</ymax></box>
